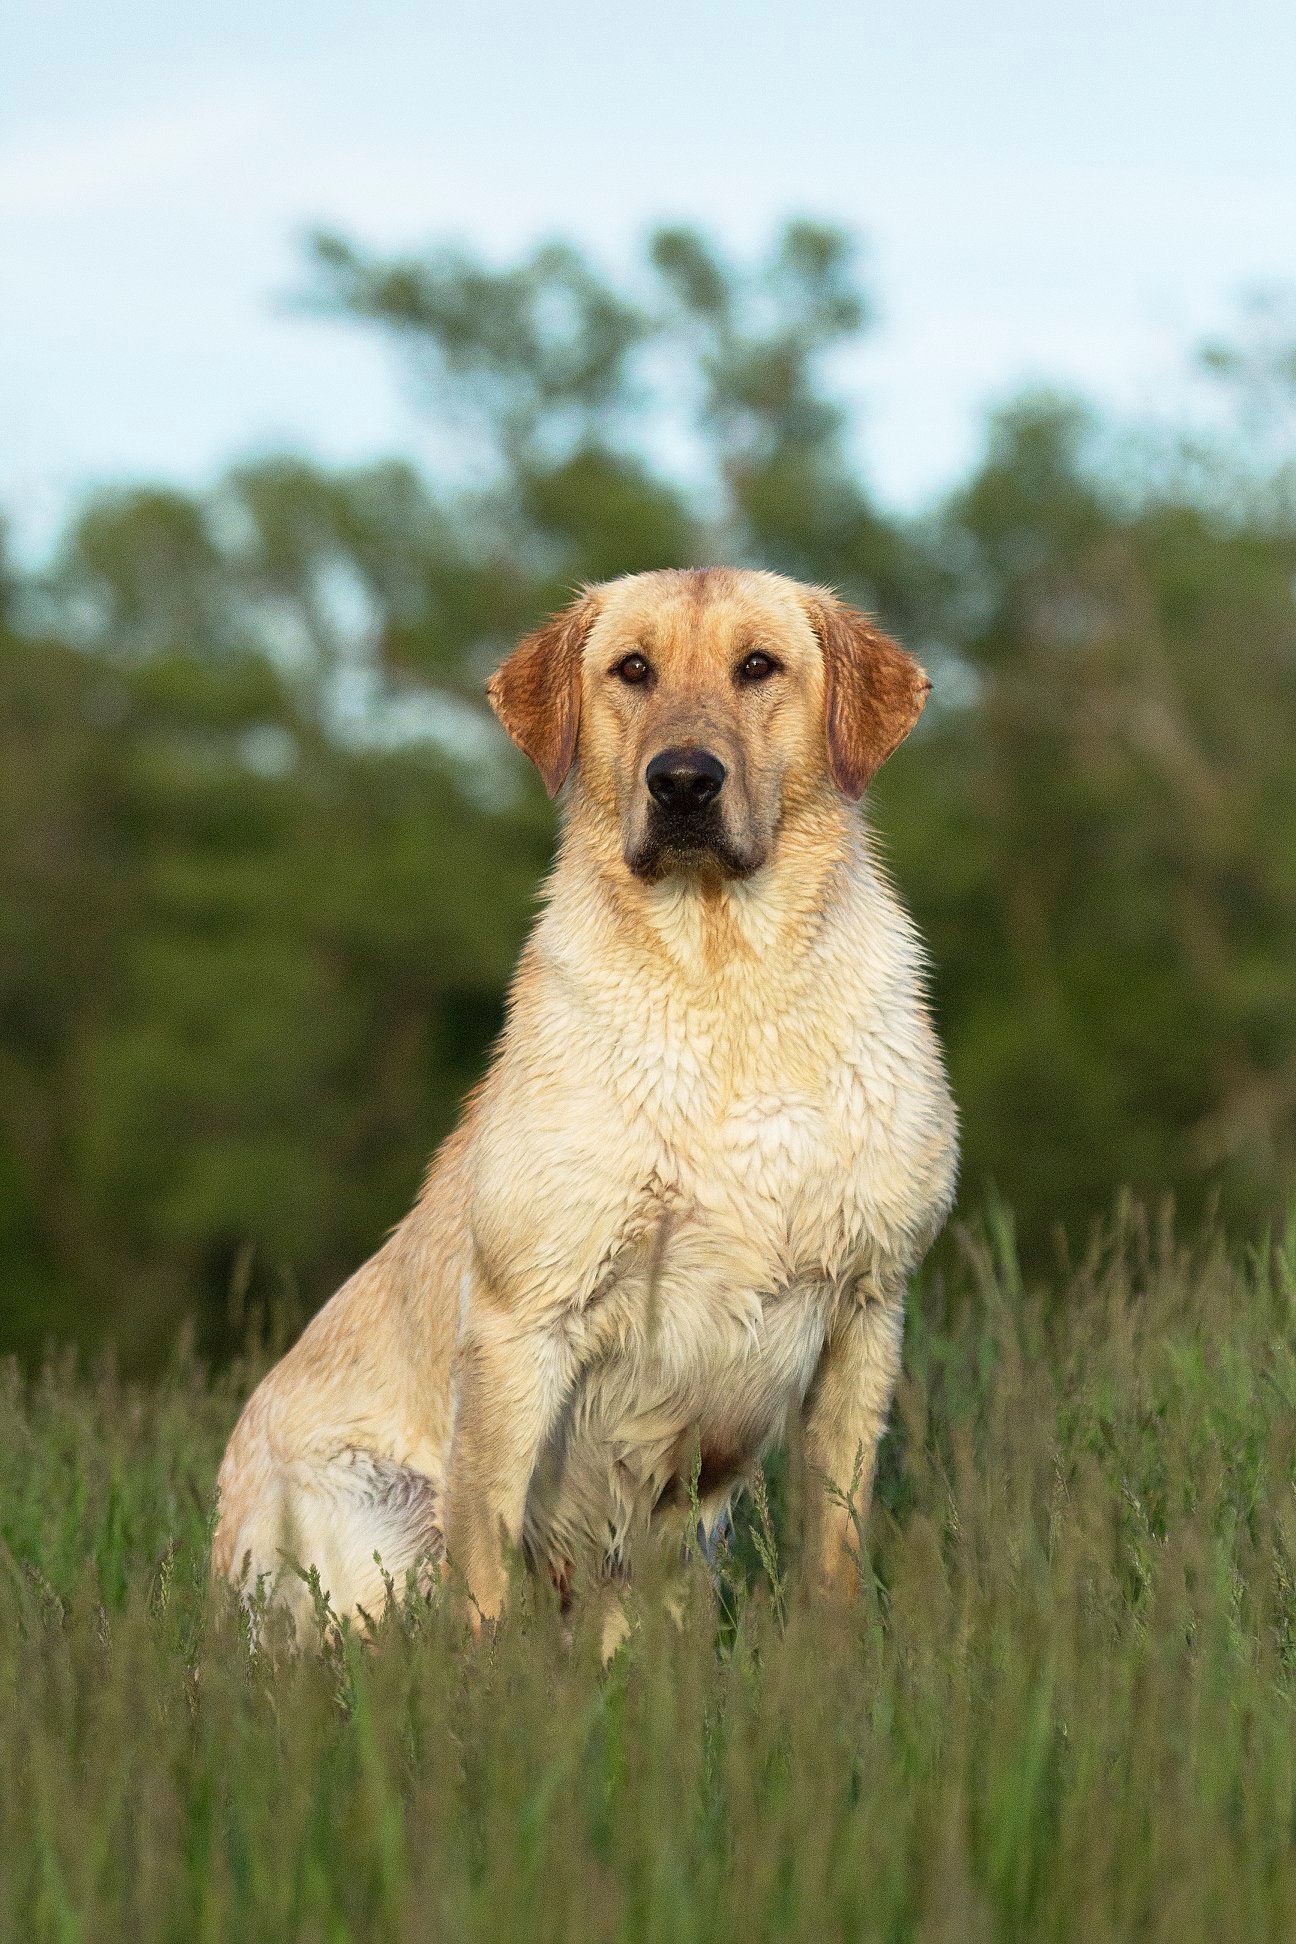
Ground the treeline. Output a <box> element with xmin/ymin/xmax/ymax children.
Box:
<box><xmin>3</xmin><ymin>223</ymin><xmax>1294</xmax><ymax>1363</ymax></box>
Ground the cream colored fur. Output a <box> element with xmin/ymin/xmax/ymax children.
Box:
<box><xmin>212</xmin><ymin>568</ymin><xmax>958</xmax><ymax>1638</ymax></box>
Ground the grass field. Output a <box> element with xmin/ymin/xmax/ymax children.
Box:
<box><xmin>4</xmin><ymin>1203</ymin><xmax>1296</xmax><ymax>1941</ymax></box>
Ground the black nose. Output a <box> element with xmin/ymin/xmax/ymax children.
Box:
<box><xmin>646</xmin><ymin>747</ymin><xmax>726</xmax><ymax>815</ymax></box>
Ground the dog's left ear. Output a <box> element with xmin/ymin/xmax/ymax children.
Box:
<box><xmin>804</xmin><ymin>592</ymin><xmax>931</xmax><ymax>799</ymax></box>
<box><xmin>487</xmin><ymin>592</ymin><xmax>599</xmax><ymax>796</ymax></box>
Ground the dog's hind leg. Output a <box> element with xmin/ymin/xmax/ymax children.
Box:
<box><xmin>214</xmin><ymin>1447</ymin><xmax>444</xmax><ymax>1640</ymax></box>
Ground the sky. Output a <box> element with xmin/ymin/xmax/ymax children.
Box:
<box><xmin>3</xmin><ymin>0</ymin><xmax>1294</xmax><ymax>557</ymax></box>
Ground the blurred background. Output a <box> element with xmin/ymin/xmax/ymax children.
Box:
<box><xmin>3</xmin><ymin>0</ymin><xmax>1295</xmax><ymax>1365</ymax></box>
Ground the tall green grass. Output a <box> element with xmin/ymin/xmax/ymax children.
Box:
<box><xmin>4</xmin><ymin>1203</ymin><xmax>1296</xmax><ymax>1940</ymax></box>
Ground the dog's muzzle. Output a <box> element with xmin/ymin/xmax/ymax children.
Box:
<box><xmin>631</xmin><ymin>745</ymin><xmax>756</xmax><ymax>881</ymax></box>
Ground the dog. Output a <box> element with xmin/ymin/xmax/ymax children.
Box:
<box><xmin>212</xmin><ymin>567</ymin><xmax>958</xmax><ymax>1641</ymax></box>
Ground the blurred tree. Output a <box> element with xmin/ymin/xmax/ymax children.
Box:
<box><xmin>647</xmin><ymin>221</ymin><xmax>920</xmax><ymax>612</ymax></box>
<box><xmin>1</xmin><ymin>223</ymin><xmax>1293</xmax><ymax>1363</ymax></box>
<box><xmin>888</xmin><ymin>393</ymin><xmax>1296</xmax><ymax>1236</ymax></box>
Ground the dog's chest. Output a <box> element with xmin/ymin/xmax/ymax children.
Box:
<box><xmin>539</xmin><ymin>1084</ymin><xmax>849</xmax><ymax>1570</ymax></box>
<box><xmin>604</xmin><ymin>993</ymin><xmax>876</xmax><ymax>1294</ymax></box>
<box><xmin>512</xmin><ymin>936</ymin><xmax>936</xmax><ymax>1565</ymax></box>
<box><xmin>566</xmin><ymin>1042</ymin><xmax>868</xmax><ymax>1418</ymax></box>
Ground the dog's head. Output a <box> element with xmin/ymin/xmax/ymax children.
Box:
<box><xmin>487</xmin><ymin>568</ymin><xmax>930</xmax><ymax>882</ymax></box>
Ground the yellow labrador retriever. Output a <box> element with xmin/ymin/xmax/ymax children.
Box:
<box><xmin>213</xmin><ymin>568</ymin><xmax>957</xmax><ymax>1636</ymax></box>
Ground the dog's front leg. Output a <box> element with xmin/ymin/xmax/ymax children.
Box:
<box><xmin>443</xmin><ymin>1294</ymin><xmax>575</xmax><ymax>1629</ymax></box>
<box><xmin>801</xmin><ymin>1292</ymin><xmax>905</xmax><ymax>1599</ymax></box>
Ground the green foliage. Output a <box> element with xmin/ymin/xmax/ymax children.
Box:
<box><xmin>5</xmin><ymin>1213</ymin><xmax>1296</xmax><ymax>1936</ymax></box>
<box><xmin>2</xmin><ymin>220</ymin><xmax>1295</xmax><ymax>1359</ymax></box>
<box><xmin>0</xmin><ymin>610</ymin><xmax>546</xmax><ymax>1363</ymax></box>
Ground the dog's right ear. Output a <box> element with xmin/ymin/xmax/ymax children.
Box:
<box><xmin>486</xmin><ymin>593</ymin><xmax>599</xmax><ymax>797</ymax></box>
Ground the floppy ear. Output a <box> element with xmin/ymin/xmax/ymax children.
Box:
<box><xmin>805</xmin><ymin>592</ymin><xmax>931</xmax><ymax>799</ymax></box>
<box><xmin>486</xmin><ymin>593</ymin><xmax>598</xmax><ymax>797</ymax></box>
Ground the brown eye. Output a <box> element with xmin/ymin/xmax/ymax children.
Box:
<box><xmin>737</xmin><ymin>650</ymin><xmax>778</xmax><ymax>684</ymax></box>
<box><xmin>614</xmin><ymin>653</ymin><xmax>651</xmax><ymax>686</ymax></box>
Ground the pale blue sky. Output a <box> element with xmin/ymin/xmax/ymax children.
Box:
<box><xmin>3</xmin><ymin>0</ymin><xmax>1294</xmax><ymax>555</ymax></box>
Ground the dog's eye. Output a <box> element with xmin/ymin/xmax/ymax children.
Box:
<box><xmin>614</xmin><ymin>653</ymin><xmax>651</xmax><ymax>686</ymax></box>
<box><xmin>737</xmin><ymin>651</ymin><xmax>778</xmax><ymax>684</ymax></box>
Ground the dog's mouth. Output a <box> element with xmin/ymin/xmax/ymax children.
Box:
<box><xmin>626</xmin><ymin>806</ymin><xmax>763</xmax><ymax>883</ymax></box>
